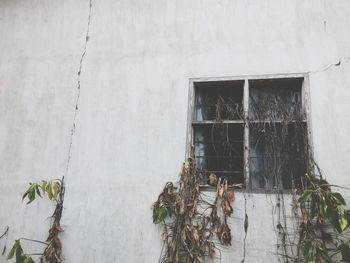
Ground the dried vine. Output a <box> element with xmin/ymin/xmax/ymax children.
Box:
<box><xmin>152</xmin><ymin>157</ymin><xmax>242</xmax><ymax>263</ymax></box>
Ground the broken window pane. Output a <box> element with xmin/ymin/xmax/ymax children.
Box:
<box><xmin>194</xmin><ymin>123</ymin><xmax>244</xmax><ymax>184</ymax></box>
<box><xmin>249</xmin><ymin>123</ymin><xmax>307</xmax><ymax>189</ymax></box>
<box><xmin>249</xmin><ymin>78</ymin><xmax>303</xmax><ymax>121</ymax></box>
<box><xmin>194</xmin><ymin>81</ymin><xmax>244</xmax><ymax>121</ymax></box>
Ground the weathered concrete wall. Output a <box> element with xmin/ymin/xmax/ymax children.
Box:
<box><xmin>0</xmin><ymin>0</ymin><xmax>350</xmax><ymax>262</ymax></box>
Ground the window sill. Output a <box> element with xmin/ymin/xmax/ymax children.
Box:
<box><xmin>199</xmin><ymin>185</ymin><xmax>295</xmax><ymax>194</ymax></box>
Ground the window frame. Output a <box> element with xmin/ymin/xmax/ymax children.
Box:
<box><xmin>185</xmin><ymin>73</ymin><xmax>313</xmax><ymax>191</ymax></box>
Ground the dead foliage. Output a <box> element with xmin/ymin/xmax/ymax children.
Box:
<box><xmin>153</xmin><ymin>158</ymin><xmax>242</xmax><ymax>263</ymax></box>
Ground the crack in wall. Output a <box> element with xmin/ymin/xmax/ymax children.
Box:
<box><xmin>241</xmin><ymin>193</ymin><xmax>248</xmax><ymax>263</ymax></box>
<box><xmin>64</xmin><ymin>0</ymin><xmax>93</xmax><ymax>178</ymax></box>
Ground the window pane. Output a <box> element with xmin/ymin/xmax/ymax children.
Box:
<box><xmin>193</xmin><ymin>123</ymin><xmax>244</xmax><ymax>184</ymax></box>
<box><xmin>249</xmin><ymin>123</ymin><xmax>307</xmax><ymax>189</ymax></box>
<box><xmin>249</xmin><ymin>78</ymin><xmax>303</xmax><ymax>121</ymax></box>
<box><xmin>194</xmin><ymin>81</ymin><xmax>244</xmax><ymax>121</ymax></box>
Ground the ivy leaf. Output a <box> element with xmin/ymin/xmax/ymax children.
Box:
<box><xmin>298</xmin><ymin>190</ymin><xmax>312</xmax><ymax>203</ymax></box>
<box><xmin>332</xmin><ymin>192</ymin><xmax>346</xmax><ymax>206</ymax></box>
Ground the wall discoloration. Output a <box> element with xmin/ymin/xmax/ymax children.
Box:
<box><xmin>1</xmin><ymin>0</ymin><xmax>350</xmax><ymax>262</ymax></box>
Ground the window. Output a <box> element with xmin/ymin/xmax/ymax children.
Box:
<box><xmin>186</xmin><ymin>75</ymin><xmax>310</xmax><ymax>190</ymax></box>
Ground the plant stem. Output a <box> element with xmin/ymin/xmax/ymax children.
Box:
<box><xmin>19</xmin><ymin>238</ymin><xmax>49</xmax><ymax>246</ymax></box>
<box><xmin>321</xmin><ymin>184</ymin><xmax>350</xmax><ymax>191</ymax></box>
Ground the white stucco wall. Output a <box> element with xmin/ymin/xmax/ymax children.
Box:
<box><xmin>1</xmin><ymin>0</ymin><xmax>350</xmax><ymax>262</ymax></box>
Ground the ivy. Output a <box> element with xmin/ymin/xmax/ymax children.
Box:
<box><xmin>298</xmin><ymin>176</ymin><xmax>350</xmax><ymax>262</ymax></box>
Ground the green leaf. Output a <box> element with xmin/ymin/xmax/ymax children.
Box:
<box><xmin>332</xmin><ymin>192</ymin><xmax>346</xmax><ymax>206</ymax></box>
<box><xmin>330</xmin><ymin>211</ymin><xmax>342</xmax><ymax>233</ymax></box>
<box><xmin>340</xmin><ymin>209</ymin><xmax>349</xmax><ymax>231</ymax></box>
<box><xmin>7</xmin><ymin>241</ymin><xmax>16</xmax><ymax>259</ymax></box>
<box><xmin>310</xmin><ymin>197</ymin><xmax>317</xmax><ymax>219</ymax></box>
<box><xmin>338</xmin><ymin>243</ymin><xmax>350</xmax><ymax>261</ymax></box>
<box><xmin>298</xmin><ymin>190</ymin><xmax>312</xmax><ymax>203</ymax></box>
<box><xmin>22</xmin><ymin>185</ymin><xmax>35</xmax><ymax>201</ymax></box>
<box><xmin>35</xmin><ymin>184</ymin><xmax>42</xmax><ymax>198</ymax></box>
<box><xmin>23</xmin><ymin>256</ymin><xmax>31</xmax><ymax>263</ymax></box>
<box><xmin>319</xmin><ymin>198</ymin><xmax>327</xmax><ymax>217</ymax></box>
<box><xmin>14</xmin><ymin>240</ymin><xmax>24</xmax><ymax>262</ymax></box>
<box><xmin>47</xmin><ymin>182</ymin><xmax>53</xmax><ymax>200</ymax></box>
<box><xmin>41</xmin><ymin>180</ymin><xmax>47</xmax><ymax>193</ymax></box>
<box><xmin>26</xmin><ymin>187</ymin><xmax>36</xmax><ymax>205</ymax></box>
<box><xmin>317</xmin><ymin>245</ymin><xmax>331</xmax><ymax>261</ymax></box>
<box><xmin>303</xmin><ymin>240</ymin><xmax>312</xmax><ymax>260</ymax></box>
<box><xmin>152</xmin><ymin>204</ymin><xmax>172</xmax><ymax>224</ymax></box>
<box><xmin>53</xmin><ymin>183</ymin><xmax>59</xmax><ymax>200</ymax></box>
<box><xmin>323</xmin><ymin>191</ymin><xmax>334</xmax><ymax>219</ymax></box>
<box><xmin>180</xmin><ymin>252</ymin><xmax>189</xmax><ymax>261</ymax></box>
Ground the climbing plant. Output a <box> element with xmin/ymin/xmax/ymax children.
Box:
<box><xmin>298</xmin><ymin>175</ymin><xmax>350</xmax><ymax>262</ymax></box>
<box><xmin>7</xmin><ymin>179</ymin><xmax>65</xmax><ymax>263</ymax></box>
<box><xmin>152</xmin><ymin>157</ymin><xmax>242</xmax><ymax>263</ymax></box>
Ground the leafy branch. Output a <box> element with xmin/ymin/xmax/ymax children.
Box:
<box><xmin>22</xmin><ymin>180</ymin><xmax>62</xmax><ymax>204</ymax></box>
<box><xmin>298</xmin><ymin>175</ymin><xmax>350</xmax><ymax>262</ymax></box>
<box><xmin>8</xmin><ymin>179</ymin><xmax>65</xmax><ymax>263</ymax></box>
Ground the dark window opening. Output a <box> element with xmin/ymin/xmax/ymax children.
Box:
<box><xmin>191</xmin><ymin>76</ymin><xmax>308</xmax><ymax>190</ymax></box>
<box><xmin>194</xmin><ymin>123</ymin><xmax>244</xmax><ymax>185</ymax></box>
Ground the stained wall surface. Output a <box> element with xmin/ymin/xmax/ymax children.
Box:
<box><xmin>1</xmin><ymin>0</ymin><xmax>350</xmax><ymax>262</ymax></box>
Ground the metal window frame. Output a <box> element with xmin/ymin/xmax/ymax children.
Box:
<box><xmin>185</xmin><ymin>73</ymin><xmax>312</xmax><ymax>190</ymax></box>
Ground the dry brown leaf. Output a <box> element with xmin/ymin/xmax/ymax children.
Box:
<box><xmin>209</xmin><ymin>173</ymin><xmax>217</xmax><ymax>186</ymax></box>
<box><xmin>180</xmin><ymin>199</ymin><xmax>185</xmax><ymax>215</ymax></box>
<box><xmin>221</xmin><ymin>200</ymin><xmax>233</xmax><ymax>215</ymax></box>
<box><xmin>229</xmin><ymin>190</ymin><xmax>235</xmax><ymax>203</ymax></box>
<box><xmin>55</xmin><ymin>225</ymin><xmax>64</xmax><ymax>232</ymax></box>
<box><xmin>228</xmin><ymin>183</ymin><xmax>243</xmax><ymax>188</ymax></box>
<box><xmin>184</xmin><ymin>161</ymin><xmax>190</xmax><ymax>171</ymax></box>
<box><xmin>181</xmin><ymin>228</ymin><xmax>187</xmax><ymax>243</ymax></box>
<box><xmin>219</xmin><ymin>223</ymin><xmax>232</xmax><ymax>245</ymax></box>
<box><xmin>210</xmin><ymin>248</ymin><xmax>216</xmax><ymax>259</ymax></box>
<box><xmin>218</xmin><ymin>185</ymin><xmax>224</xmax><ymax>199</ymax></box>
<box><xmin>210</xmin><ymin>225</ymin><xmax>215</xmax><ymax>234</ymax></box>
<box><xmin>175</xmin><ymin>250</ymin><xmax>179</xmax><ymax>263</ymax></box>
